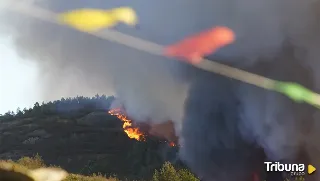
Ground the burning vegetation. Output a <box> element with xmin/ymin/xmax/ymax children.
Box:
<box><xmin>108</xmin><ymin>108</ymin><xmax>176</xmax><ymax>147</ymax></box>
<box><xmin>108</xmin><ymin>108</ymin><xmax>145</xmax><ymax>141</ymax></box>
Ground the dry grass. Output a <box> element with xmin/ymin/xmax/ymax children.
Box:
<box><xmin>5</xmin><ymin>154</ymin><xmax>306</xmax><ymax>181</ymax></box>
<box><xmin>3</xmin><ymin>155</ymin><xmax>199</xmax><ymax>181</ymax></box>
<box><xmin>4</xmin><ymin>155</ymin><xmax>120</xmax><ymax>181</ymax></box>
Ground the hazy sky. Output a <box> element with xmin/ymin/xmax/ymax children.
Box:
<box><xmin>0</xmin><ymin>37</ymin><xmax>39</xmax><ymax>114</ymax></box>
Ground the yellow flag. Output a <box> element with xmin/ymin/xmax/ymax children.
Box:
<box><xmin>58</xmin><ymin>7</ymin><xmax>137</xmax><ymax>32</ymax></box>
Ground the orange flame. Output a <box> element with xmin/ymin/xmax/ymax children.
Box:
<box><xmin>169</xmin><ymin>142</ymin><xmax>176</xmax><ymax>147</ymax></box>
<box><xmin>108</xmin><ymin>108</ymin><xmax>145</xmax><ymax>141</ymax></box>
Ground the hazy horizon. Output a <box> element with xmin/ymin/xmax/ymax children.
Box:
<box><xmin>0</xmin><ymin>37</ymin><xmax>39</xmax><ymax>114</ymax></box>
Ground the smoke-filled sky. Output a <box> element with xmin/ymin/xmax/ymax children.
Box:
<box><xmin>2</xmin><ymin>0</ymin><xmax>320</xmax><ymax>180</ymax></box>
<box><xmin>0</xmin><ymin>36</ymin><xmax>113</xmax><ymax>114</ymax></box>
<box><xmin>0</xmin><ymin>37</ymin><xmax>39</xmax><ymax>113</ymax></box>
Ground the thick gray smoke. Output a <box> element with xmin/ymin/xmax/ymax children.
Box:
<box><xmin>180</xmin><ymin>48</ymin><xmax>319</xmax><ymax>180</ymax></box>
<box><xmin>2</xmin><ymin>0</ymin><xmax>320</xmax><ymax>180</ymax></box>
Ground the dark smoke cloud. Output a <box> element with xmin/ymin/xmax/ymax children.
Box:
<box><xmin>2</xmin><ymin>0</ymin><xmax>320</xmax><ymax>180</ymax></box>
<box><xmin>180</xmin><ymin>48</ymin><xmax>319</xmax><ymax>180</ymax></box>
<box><xmin>180</xmin><ymin>72</ymin><xmax>266</xmax><ymax>180</ymax></box>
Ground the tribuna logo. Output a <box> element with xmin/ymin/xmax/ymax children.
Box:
<box><xmin>264</xmin><ymin>162</ymin><xmax>305</xmax><ymax>176</ymax></box>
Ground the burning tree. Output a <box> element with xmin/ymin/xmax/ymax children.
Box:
<box><xmin>108</xmin><ymin>107</ymin><xmax>177</xmax><ymax>147</ymax></box>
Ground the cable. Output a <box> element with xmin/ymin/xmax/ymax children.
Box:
<box><xmin>2</xmin><ymin>2</ymin><xmax>276</xmax><ymax>90</ymax></box>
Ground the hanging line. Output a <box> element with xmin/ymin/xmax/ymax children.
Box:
<box><xmin>3</xmin><ymin>2</ymin><xmax>320</xmax><ymax>108</ymax></box>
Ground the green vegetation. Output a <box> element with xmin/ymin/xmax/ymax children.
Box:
<box><xmin>0</xmin><ymin>95</ymin><xmax>115</xmax><ymax>122</ymax></box>
<box><xmin>0</xmin><ymin>95</ymin><xmax>199</xmax><ymax>180</ymax></box>
<box><xmin>0</xmin><ymin>95</ymin><xmax>306</xmax><ymax>181</ymax></box>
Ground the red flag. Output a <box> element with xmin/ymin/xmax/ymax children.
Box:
<box><xmin>164</xmin><ymin>26</ymin><xmax>235</xmax><ymax>64</ymax></box>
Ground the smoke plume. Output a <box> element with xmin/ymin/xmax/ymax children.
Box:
<box><xmin>2</xmin><ymin>0</ymin><xmax>320</xmax><ymax>180</ymax></box>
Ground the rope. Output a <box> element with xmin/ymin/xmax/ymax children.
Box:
<box><xmin>2</xmin><ymin>2</ymin><xmax>276</xmax><ymax>90</ymax></box>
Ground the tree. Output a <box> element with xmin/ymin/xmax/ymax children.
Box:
<box><xmin>34</xmin><ymin>102</ymin><xmax>40</xmax><ymax>109</ymax></box>
<box><xmin>5</xmin><ymin>111</ymin><xmax>14</xmax><ymax>116</ymax></box>
<box><xmin>152</xmin><ymin>162</ymin><xmax>199</xmax><ymax>181</ymax></box>
<box><xmin>16</xmin><ymin>107</ymin><xmax>23</xmax><ymax>117</ymax></box>
<box><xmin>32</xmin><ymin>102</ymin><xmax>42</xmax><ymax>116</ymax></box>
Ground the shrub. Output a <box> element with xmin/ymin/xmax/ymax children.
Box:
<box><xmin>64</xmin><ymin>173</ymin><xmax>118</xmax><ymax>181</ymax></box>
<box><xmin>16</xmin><ymin>154</ymin><xmax>46</xmax><ymax>169</ymax></box>
<box><xmin>151</xmin><ymin>162</ymin><xmax>199</xmax><ymax>181</ymax></box>
<box><xmin>177</xmin><ymin>169</ymin><xmax>199</xmax><ymax>181</ymax></box>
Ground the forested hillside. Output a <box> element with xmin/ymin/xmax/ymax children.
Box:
<box><xmin>0</xmin><ymin>95</ymin><xmax>198</xmax><ymax>180</ymax></box>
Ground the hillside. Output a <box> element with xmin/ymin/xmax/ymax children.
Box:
<box><xmin>0</xmin><ymin>95</ymin><xmax>193</xmax><ymax>180</ymax></box>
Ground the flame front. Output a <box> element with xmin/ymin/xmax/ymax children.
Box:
<box><xmin>108</xmin><ymin>108</ymin><xmax>145</xmax><ymax>141</ymax></box>
<box><xmin>169</xmin><ymin>142</ymin><xmax>176</xmax><ymax>147</ymax></box>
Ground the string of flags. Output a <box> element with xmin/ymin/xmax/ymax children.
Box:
<box><xmin>4</xmin><ymin>3</ymin><xmax>320</xmax><ymax>109</ymax></box>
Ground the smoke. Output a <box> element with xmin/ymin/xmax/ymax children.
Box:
<box><xmin>2</xmin><ymin>0</ymin><xmax>320</xmax><ymax>180</ymax></box>
<box><xmin>180</xmin><ymin>72</ymin><xmax>266</xmax><ymax>180</ymax></box>
<box><xmin>1</xmin><ymin>0</ymin><xmax>193</xmax><ymax>125</ymax></box>
<box><xmin>180</xmin><ymin>49</ymin><xmax>319</xmax><ymax>180</ymax></box>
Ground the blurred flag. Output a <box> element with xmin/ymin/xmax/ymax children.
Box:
<box><xmin>58</xmin><ymin>7</ymin><xmax>138</xmax><ymax>32</ymax></box>
<box><xmin>164</xmin><ymin>26</ymin><xmax>235</xmax><ymax>64</ymax></box>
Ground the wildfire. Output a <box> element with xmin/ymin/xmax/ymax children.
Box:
<box><xmin>169</xmin><ymin>142</ymin><xmax>176</xmax><ymax>147</ymax></box>
<box><xmin>108</xmin><ymin>108</ymin><xmax>145</xmax><ymax>141</ymax></box>
<box><xmin>108</xmin><ymin>107</ymin><xmax>177</xmax><ymax>147</ymax></box>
